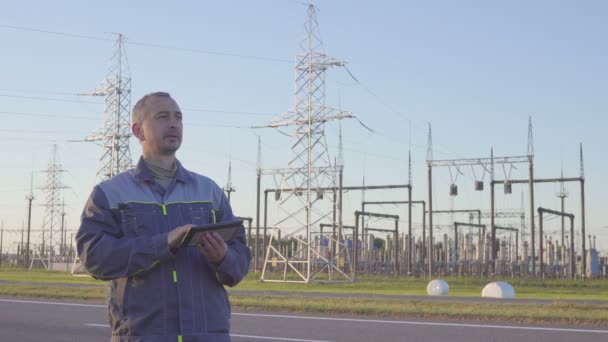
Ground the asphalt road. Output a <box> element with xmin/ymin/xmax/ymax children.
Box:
<box><xmin>1</xmin><ymin>297</ymin><xmax>607</xmax><ymax>342</ymax></box>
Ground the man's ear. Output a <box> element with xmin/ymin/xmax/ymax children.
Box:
<box><xmin>132</xmin><ymin>122</ymin><xmax>145</xmax><ymax>141</ymax></box>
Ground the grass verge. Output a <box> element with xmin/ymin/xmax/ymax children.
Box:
<box><xmin>2</xmin><ymin>270</ymin><xmax>608</xmax><ymax>326</ymax></box>
<box><xmin>230</xmin><ymin>294</ymin><xmax>608</xmax><ymax>327</ymax></box>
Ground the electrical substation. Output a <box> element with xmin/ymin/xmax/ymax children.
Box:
<box><xmin>0</xmin><ymin>4</ymin><xmax>604</xmax><ymax>284</ymax></box>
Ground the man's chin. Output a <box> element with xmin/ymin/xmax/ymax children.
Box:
<box><xmin>161</xmin><ymin>143</ymin><xmax>181</xmax><ymax>153</ymax></box>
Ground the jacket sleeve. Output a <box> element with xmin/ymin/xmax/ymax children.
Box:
<box><xmin>210</xmin><ymin>191</ymin><xmax>252</xmax><ymax>287</ymax></box>
<box><xmin>76</xmin><ymin>185</ymin><xmax>175</xmax><ymax>281</ymax></box>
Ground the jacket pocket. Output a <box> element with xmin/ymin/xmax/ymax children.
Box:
<box><xmin>180</xmin><ymin>202</ymin><xmax>214</xmax><ymax>226</ymax></box>
<box><xmin>118</xmin><ymin>202</ymin><xmax>159</xmax><ymax>237</ymax></box>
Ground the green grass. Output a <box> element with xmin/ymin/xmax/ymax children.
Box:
<box><xmin>2</xmin><ymin>270</ymin><xmax>608</xmax><ymax>326</ymax></box>
<box><xmin>230</xmin><ymin>294</ymin><xmax>608</xmax><ymax>326</ymax></box>
<box><xmin>0</xmin><ymin>268</ymin><xmax>102</xmax><ymax>285</ymax></box>
<box><xmin>2</xmin><ymin>269</ymin><xmax>608</xmax><ymax>300</ymax></box>
<box><xmin>237</xmin><ymin>273</ymin><xmax>608</xmax><ymax>300</ymax></box>
<box><xmin>0</xmin><ymin>284</ymin><xmax>105</xmax><ymax>301</ymax></box>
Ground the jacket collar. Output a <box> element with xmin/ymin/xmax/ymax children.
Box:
<box><xmin>133</xmin><ymin>156</ymin><xmax>193</xmax><ymax>184</ymax></box>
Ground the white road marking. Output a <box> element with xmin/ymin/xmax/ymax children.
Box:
<box><xmin>231</xmin><ymin>334</ymin><xmax>333</xmax><ymax>342</ymax></box>
<box><xmin>84</xmin><ymin>323</ymin><xmax>333</xmax><ymax>342</ymax></box>
<box><xmin>0</xmin><ymin>298</ymin><xmax>104</xmax><ymax>308</ymax></box>
<box><xmin>3</xmin><ymin>298</ymin><xmax>607</xmax><ymax>335</ymax></box>
<box><xmin>233</xmin><ymin>313</ymin><xmax>608</xmax><ymax>334</ymax></box>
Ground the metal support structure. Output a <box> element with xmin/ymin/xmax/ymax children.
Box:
<box><xmin>261</xmin><ymin>184</ymin><xmax>410</xmax><ymax>192</ymax></box>
<box><xmin>427</xmin><ymin>159</ymin><xmax>433</xmax><ymax>276</ymax></box>
<box><xmin>453</xmin><ymin>222</ymin><xmax>486</xmax><ymax>264</ymax></box>
<box><xmin>0</xmin><ymin>222</ymin><xmax>3</xmax><ymax>267</ymax></box>
<box><xmin>429</xmin><ymin>209</ymin><xmax>482</xmax><ymax>225</ymax></box>
<box><xmin>60</xmin><ymin>200</ymin><xmax>66</xmax><ymax>258</ymax></box>
<box><xmin>579</xmin><ymin>143</ymin><xmax>587</xmax><ymax>278</ymax></box>
<box><xmin>490</xmin><ymin>149</ymin><xmax>496</xmax><ymax>274</ymax></box>
<box><xmin>354</xmin><ymin>211</ymin><xmax>399</xmax><ymax>276</ymax></box>
<box><xmin>364</xmin><ymin>226</ymin><xmax>399</xmax><ymax>275</ymax></box>
<box><xmin>426</xmin><ymin>122</ymin><xmax>534</xmax><ymax>276</ymax></box>
<box><xmin>223</xmin><ymin>159</ymin><xmax>236</xmax><ymax>202</ymax></box>
<box><xmin>538</xmin><ymin>207</ymin><xmax>576</xmax><ymax>279</ymax></box>
<box><xmin>39</xmin><ymin>145</ymin><xmax>68</xmax><ymax>269</ymax></box>
<box><xmin>79</xmin><ymin>33</ymin><xmax>133</xmax><ymax>181</ymax></box>
<box><xmin>407</xmin><ymin>186</ymin><xmax>412</xmax><ymax>274</ymax></box>
<box><xmin>257</xmin><ymin>4</ymin><xmax>357</xmax><ymax>283</ymax></box>
<box><xmin>337</xmin><ymin>157</ymin><xmax>345</xmax><ymax>274</ymax></box>
<box><xmin>569</xmin><ymin>216</ymin><xmax>576</xmax><ymax>279</ymax></box>
<box><xmin>254</xmin><ymin>164</ymin><xmax>261</xmax><ymax>270</ymax></box>
<box><xmin>259</xmin><ymin>184</ymin><xmax>410</xmax><ymax>277</ymax></box>
<box><xmin>363</xmin><ymin>200</ymin><xmax>424</xmax><ymax>273</ymax></box>
<box><xmin>493</xmin><ymin>176</ymin><xmax>585</xmax><ymax>277</ymax></box>
<box><xmin>494</xmin><ymin>225</ymin><xmax>519</xmax><ymax>262</ymax></box>
<box><xmin>263</xmin><ymin>190</ymin><xmax>268</xmax><ymax>271</ymax></box>
<box><xmin>557</xmin><ymin>168</ymin><xmax>568</xmax><ymax>265</ymax></box>
<box><xmin>72</xmin><ymin>35</ymin><xmax>133</xmax><ymax>270</ymax></box>
<box><xmin>254</xmin><ymin>136</ymin><xmax>263</xmax><ymax>271</ymax></box>
<box><xmin>25</xmin><ymin>173</ymin><xmax>34</xmax><ymax>268</ymax></box>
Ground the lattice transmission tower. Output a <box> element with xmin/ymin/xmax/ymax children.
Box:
<box><xmin>81</xmin><ymin>33</ymin><xmax>133</xmax><ymax>181</ymax></box>
<box><xmin>35</xmin><ymin>144</ymin><xmax>68</xmax><ymax>269</ymax></box>
<box><xmin>258</xmin><ymin>4</ymin><xmax>356</xmax><ymax>283</ymax></box>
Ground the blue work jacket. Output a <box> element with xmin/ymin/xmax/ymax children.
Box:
<box><xmin>76</xmin><ymin>157</ymin><xmax>251</xmax><ymax>341</ymax></box>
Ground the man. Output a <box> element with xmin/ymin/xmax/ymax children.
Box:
<box><xmin>77</xmin><ymin>92</ymin><xmax>251</xmax><ymax>342</ymax></box>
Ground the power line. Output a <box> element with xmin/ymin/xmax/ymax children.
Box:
<box><xmin>0</xmin><ymin>94</ymin><xmax>277</xmax><ymax>117</ymax></box>
<box><xmin>0</xmin><ymin>128</ymin><xmax>85</xmax><ymax>134</ymax></box>
<box><xmin>0</xmin><ymin>24</ymin><xmax>112</xmax><ymax>42</ymax></box>
<box><xmin>188</xmin><ymin>122</ymin><xmax>249</xmax><ymax>129</ymax></box>
<box><xmin>0</xmin><ymin>93</ymin><xmax>101</xmax><ymax>104</ymax></box>
<box><xmin>0</xmin><ymin>88</ymin><xmax>86</xmax><ymax>96</ymax></box>
<box><xmin>0</xmin><ymin>111</ymin><xmax>98</xmax><ymax>121</ymax></box>
<box><xmin>0</xmin><ymin>24</ymin><xmax>291</xmax><ymax>63</ymax></box>
<box><xmin>0</xmin><ymin>111</ymin><xmax>263</xmax><ymax>129</ymax></box>
<box><xmin>127</xmin><ymin>40</ymin><xmax>291</xmax><ymax>63</ymax></box>
<box><xmin>2</xmin><ymin>25</ymin><xmax>475</xmax><ymax>162</ymax></box>
<box><xmin>343</xmin><ymin>67</ymin><xmax>469</xmax><ymax>160</ymax></box>
<box><xmin>182</xmin><ymin>107</ymin><xmax>275</xmax><ymax>117</ymax></box>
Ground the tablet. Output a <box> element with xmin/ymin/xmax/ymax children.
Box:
<box><xmin>180</xmin><ymin>220</ymin><xmax>243</xmax><ymax>247</ymax></box>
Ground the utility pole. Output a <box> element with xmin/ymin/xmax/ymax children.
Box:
<box><xmin>557</xmin><ymin>168</ymin><xmax>568</xmax><ymax>265</ymax></box>
<box><xmin>25</xmin><ymin>172</ymin><xmax>34</xmax><ymax>268</ymax></box>
<box><xmin>579</xmin><ymin>143</ymin><xmax>586</xmax><ymax>277</ymax></box>
<box><xmin>60</xmin><ymin>199</ymin><xmax>66</xmax><ymax>258</ymax></box>
<box><xmin>20</xmin><ymin>222</ymin><xmax>24</xmax><ymax>267</ymax></box>
<box><xmin>527</xmin><ymin>116</ymin><xmax>535</xmax><ymax>277</ymax></box>
<box><xmin>1</xmin><ymin>222</ymin><xmax>4</xmax><ymax>267</ymax></box>
<box><xmin>427</xmin><ymin>124</ymin><xmax>434</xmax><ymax>277</ymax></box>
<box><xmin>224</xmin><ymin>159</ymin><xmax>236</xmax><ymax>202</ymax></box>
<box><xmin>254</xmin><ymin>136</ymin><xmax>262</xmax><ymax>271</ymax></box>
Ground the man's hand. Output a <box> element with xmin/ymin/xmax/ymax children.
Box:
<box><xmin>167</xmin><ymin>224</ymin><xmax>194</xmax><ymax>249</ymax></box>
<box><xmin>197</xmin><ymin>232</ymin><xmax>228</xmax><ymax>264</ymax></box>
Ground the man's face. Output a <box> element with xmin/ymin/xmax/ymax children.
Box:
<box><xmin>134</xmin><ymin>95</ymin><xmax>183</xmax><ymax>156</ymax></box>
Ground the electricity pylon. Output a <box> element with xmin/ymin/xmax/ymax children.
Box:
<box><xmin>257</xmin><ymin>4</ymin><xmax>355</xmax><ymax>283</ymax></box>
<box><xmin>37</xmin><ymin>144</ymin><xmax>68</xmax><ymax>269</ymax></box>
<box><xmin>81</xmin><ymin>33</ymin><xmax>133</xmax><ymax>181</ymax></box>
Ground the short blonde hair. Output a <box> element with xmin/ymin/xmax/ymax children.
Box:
<box><xmin>132</xmin><ymin>92</ymin><xmax>173</xmax><ymax>125</ymax></box>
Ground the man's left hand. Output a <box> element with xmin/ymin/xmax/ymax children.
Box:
<box><xmin>197</xmin><ymin>232</ymin><xmax>228</xmax><ymax>264</ymax></box>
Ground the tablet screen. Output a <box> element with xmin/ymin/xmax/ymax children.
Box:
<box><xmin>180</xmin><ymin>220</ymin><xmax>243</xmax><ymax>247</ymax></box>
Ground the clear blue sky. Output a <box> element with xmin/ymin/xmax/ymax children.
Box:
<box><xmin>0</xmin><ymin>1</ymin><xmax>606</xmax><ymax>255</ymax></box>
